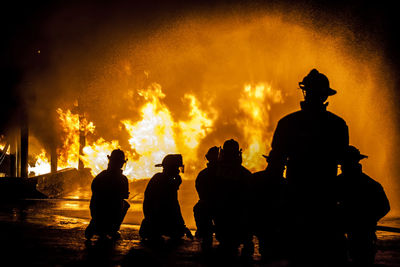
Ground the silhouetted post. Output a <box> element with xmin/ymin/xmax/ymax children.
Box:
<box><xmin>50</xmin><ymin>145</ymin><xmax>57</xmax><ymax>173</ymax></box>
<box><xmin>73</xmin><ymin>100</ymin><xmax>86</xmax><ymax>171</ymax></box>
<box><xmin>20</xmin><ymin>122</ymin><xmax>28</xmax><ymax>178</ymax></box>
<box><xmin>20</xmin><ymin>111</ymin><xmax>28</xmax><ymax>178</ymax></box>
<box><xmin>78</xmin><ymin>113</ymin><xmax>85</xmax><ymax>171</ymax></box>
<box><xmin>9</xmin><ymin>152</ymin><xmax>16</xmax><ymax>177</ymax></box>
<box><xmin>9</xmin><ymin>132</ymin><xmax>17</xmax><ymax>177</ymax></box>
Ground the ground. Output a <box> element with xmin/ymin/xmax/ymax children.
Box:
<box><xmin>0</xmin><ymin>199</ymin><xmax>399</xmax><ymax>266</ymax></box>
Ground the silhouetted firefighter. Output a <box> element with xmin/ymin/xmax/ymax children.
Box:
<box><xmin>213</xmin><ymin>139</ymin><xmax>253</xmax><ymax>260</ymax></box>
<box><xmin>139</xmin><ymin>154</ymin><xmax>193</xmax><ymax>244</ymax></box>
<box><xmin>85</xmin><ymin>149</ymin><xmax>130</xmax><ymax>240</ymax></box>
<box><xmin>250</xmin><ymin>152</ymin><xmax>287</xmax><ymax>262</ymax></box>
<box><xmin>267</xmin><ymin>69</ymin><xmax>349</xmax><ymax>264</ymax></box>
<box><xmin>193</xmin><ymin>146</ymin><xmax>219</xmax><ymax>252</ymax></box>
<box><xmin>337</xmin><ymin>146</ymin><xmax>390</xmax><ymax>266</ymax></box>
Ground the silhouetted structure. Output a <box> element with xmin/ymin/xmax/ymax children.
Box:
<box><xmin>213</xmin><ymin>139</ymin><xmax>253</xmax><ymax>259</ymax></box>
<box><xmin>193</xmin><ymin>146</ymin><xmax>219</xmax><ymax>251</ymax></box>
<box><xmin>267</xmin><ymin>69</ymin><xmax>349</xmax><ymax>264</ymax></box>
<box><xmin>85</xmin><ymin>149</ymin><xmax>130</xmax><ymax>240</ymax></box>
<box><xmin>139</xmin><ymin>154</ymin><xmax>192</xmax><ymax>244</ymax></box>
<box><xmin>337</xmin><ymin>146</ymin><xmax>390</xmax><ymax>266</ymax></box>
<box><xmin>250</xmin><ymin>153</ymin><xmax>287</xmax><ymax>261</ymax></box>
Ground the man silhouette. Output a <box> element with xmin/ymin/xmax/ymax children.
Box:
<box><xmin>267</xmin><ymin>69</ymin><xmax>349</xmax><ymax>264</ymax></box>
<box><xmin>193</xmin><ymin>146</ymin><xmax>219</xmax><ymax>252</ymax></box>
<box><xmin>139</xmin><ymin>154</ymin><xmax>192</xmax><ymax>244</ymax></box>
<box><xmin>337</xmin><ymin>145</ymin><xmax>390</xmax><ymax>266</ymax></box>
<box><xmin>213</xmin><ymin>139</ymin><xmax>253</xmax><ymax>260</ymax></box>
<box><xmin>85</xmin><ymin>149</ymin><xmax>130</xmax><ymax>240</ymax></box>
<box><xmin>251</xmin><ymin>153</ymin><xmax>286</xmax><ymax>261</ymax></box>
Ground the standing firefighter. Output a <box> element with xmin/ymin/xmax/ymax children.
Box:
<box><xmin>337</xmin><ymin>146</ymin><xmax>390</xmax><ymax>266</ymax></box>
<box><xmin>267</xmin><ymin>69</ymin><xmax>349</xmax><ymax>264</ymax></box>
<box><xmin>193</xmin><ymin>146</ymin><xmax>219</xmax><ymax>252</ymax></box>
<box><xmin>139</xmin><ymin>154</ymin><xmax>192</xmax><ymax>244</ymax></box>
<box><xmin>85</xmin><ymin>149</ymin><xmax>130</xmax><ymax>240</ymax></box>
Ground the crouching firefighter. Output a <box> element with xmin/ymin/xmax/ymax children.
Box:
<box><xmin>139</xmin><ymin>154</ymin><xmax>193</xmax><ymax>244</ymax></box>
<box><xmin>85</xmin><ymin>149</ymin><xmax>130</xmax><ymax>240</ymax></box>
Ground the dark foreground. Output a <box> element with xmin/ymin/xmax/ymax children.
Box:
<box><xmin>0</xmin><ymin>199</ymin><xmax>399</xmax><ymax>267</ymax></box>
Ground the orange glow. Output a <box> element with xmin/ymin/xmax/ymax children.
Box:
<box><xmin>0</xmin><ymin>143</ymin><xmax>10</xmax><ymax>154</ymax></box>
<box><xmin>28</xmin><ymin>149</ymin><xmax>51</xmax><ymax>175</ymax></box>
<box><xmin>31</xmin><ymin>82</ymin><xmax>284</xmax><ymax>179</ymax></box>
<box><xmin>25</xmin><ymin>12</ymin><xmax>399</xmax><ymax>214</ymax></box>
<box><xmin>122</xmin><ymin>83</ymin><xmax>178</xmax><ymax>178</ymax></box>
<box><xmin>82</xmin><ymin>82</ymin><xmax>215</xmax><ymax>179</ymax></box>
<box><xmin>178</xmin><ymin>94</ymin><xmax>214</xmax><ymax>151</ymax></box>
<box><xmin>81</xmin><ymin>138</ymin><xmax>122</xmax><ymax>177</ymax></box>
<box><xmin>29</xmin><ymin>109</ymin><xmax>96</xmax><ymax>175</ymax></box>
<box><xmin>57</xmin><ymin>108</ymin><xmax>95</xmax><ymax>169</ymax></box>
<box><xmin>239</xmin><ymin>83</ymin><xmax>284</xmax><ymax>171</ymax></box>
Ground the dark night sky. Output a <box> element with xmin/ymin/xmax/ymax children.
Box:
<box><xmin>1</xmin><ymin>0</ymin><xmax>399</xmax><ymax>133</ymax></box>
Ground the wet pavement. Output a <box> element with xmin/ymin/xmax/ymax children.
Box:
<box><xmin>0</xmin><ymin>199</ymin><xmax>399</xmax><ymax>266</ymax></box>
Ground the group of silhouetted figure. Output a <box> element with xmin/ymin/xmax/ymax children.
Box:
<box><xmin>84</xmin><ymin>69</ymin><xmax>390</xmax><ymax>266</ymax></box>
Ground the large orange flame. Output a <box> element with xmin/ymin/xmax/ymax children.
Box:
<box><xmin>28</xmin><ymin>149</ymin><xmax>51</xmax><ymax>175</ymax></box>
<box><xmin>81</xmin><ymin>82</ymin><xmax>215</xmax><ymax>180</ymax></box>
<box><xmin>239</xmin><ymin>83</ymin><xmax>284</xmax><ymax>171</ymax></box>
<box><xmin>29</xmin><ymin>81</ymin><xmax>286</xmax><ymax>180</ymax></box>
<box><xmin>57</xmin><ymin>108</ymin><xmax>95</xmax><ymax>169</ymax></box>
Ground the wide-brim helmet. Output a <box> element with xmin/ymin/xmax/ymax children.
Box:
<box><xmin>299</xmin><ymin>69</ymin><xmax>337</xmax><ymax>96</ymax></box>
<box><xmin>107</xmin><ymin>149</ymin><xmax>126</xmax><ymax>163</ymax></box>
<box><xmin>342</xmin><ymin>145</ymin><xmax>368</xmax><ymax>163</ymax></box>
<box><xmin>205</xmin><ymin>146</ymin><xmax>219</xmax><ymax>162</ymax></box>
<box><xmin>155</xmin><ymin>154</ymin><xmax>184</xmax><ymax>169</ymax></box>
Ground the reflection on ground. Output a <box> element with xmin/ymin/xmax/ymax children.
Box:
<box><xmin>0</xmin><ymin>199</ymin><xmax>399</xmax><ymax>266</ymax></box>
<box><xmin>0</xmin><ymin>198</ymin><xmax>144</xmax><ymax>228</ymax></box>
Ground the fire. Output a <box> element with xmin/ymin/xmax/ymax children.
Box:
<box><xmin>178</xmin><ymin>94</ymin><xmax>214</xmax><ymax>152</ymax></box>
<box><xmin>28</xmin><ymin>109</ymin><xmax>95</xmax><ymax>176</ymax></box>
<box><xmin>19</xmin><ymin>10</ymin><xmax>398</xmax><ymax>213</ymax></box>
<box><xmin>122</xmin><ymin>83</ymin><xmax>178</xmax><ymax>178</ymax></box>
<box><xmin>82</xmin><ymin>82</ymin><xmax>215</xmax><ymax>179</ymax></box>
<box><xmin>0</xmin><ymin>144</ymin><xmax>9</xmax><ymax>154</ymax></box>
<box><xmin>29</xmin><ymin>81</ymin><xmax>285</xmax><ymax>180</ymax></box>
<box><xmin>28</xmin><ymin>149</ymin><xmax>51</xmax><ymax>175</ymax></box>
<box><xmin>0</xmin><ymin>136</ymin><xmax>10</xmax><ymax>154</ymax></box>
<box><xmin>57</xmin><ymin>108</ymin><xmax>95</xmax><ymax>169</ymax></box>
<box><xmin>81</xmin><ymin>138</ymin><xmax>122</xmax><ymax>177</ymax></box>
<box><xmin>238</xmin><ymin>83</ymin><xmax>284</xmax><ymax>171</ymax></box>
